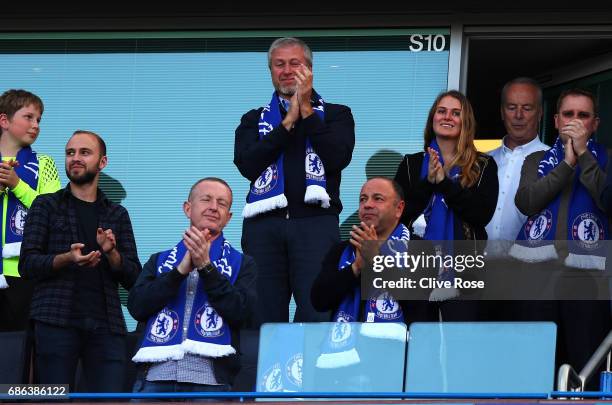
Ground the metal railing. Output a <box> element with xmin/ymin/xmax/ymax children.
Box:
<box><xmin>2</xmin><ymin>390</ymin><xmax>611</xmax><ymax>401</ymax></box>
<box><xmin>557</xmin><ymin>329</ymin><xmax>612</xmax><ymax>391</ymax></box>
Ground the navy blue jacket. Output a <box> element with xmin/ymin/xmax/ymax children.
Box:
<box><xmin>234</xmin><ymin>98</ymin><xmax>355</xmax><ymax>218</ymax></box>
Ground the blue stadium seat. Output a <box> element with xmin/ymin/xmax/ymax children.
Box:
<box><xmin>405</xmin><ymin>322</ymin><xmax>557</xmax><ymax>394</ymax></box>
<box><xmin>256</xmin><ymin>322</ymin><xmax>408</xmax><ymax>396</ymax></box>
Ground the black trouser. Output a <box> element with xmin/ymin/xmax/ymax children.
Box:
<box><xmin>0</xmin><ymin>276</ymin><xmax>34</xmax><ymax>332</ymax></box>
<box><xmin>242</xmin><ymin>214</ymin><xmax>339</xmax><ymax>325</ymax></box>
<box><xmin>34</xmin><ymin>320</ymin><xmax>126</xmax><ymax>392</ymax></box>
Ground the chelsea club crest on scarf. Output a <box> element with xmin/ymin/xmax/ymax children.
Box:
<box><xmin>365</xmin><ymin>291</ymin><xmax>401</xmax><ymax>322</ymax></box>
<box><xmin>147</xmin><ymin>309</ymin><xmax>180</xmax><ymax>344</ymax></box>
<box><xmin>510</xmin><ymin>137</ymin><xmax>608</xmax><ymax>270</ymax></box>
<box><xmin>194</xmin><ymin>304</ymin><xmax>224</xmax><ymax>338</ymax></box>
<box><xmin>523</xmin><ymin>209</ymin><xmax>554</xmax><ymax>241</ymax></box>
<box><xmin>572</xmin><ymin>213</ymin><xmax>605</xmax><ymax>251</ymax></box>
<box><xmin>133</xmin><ymin>234</ymin><xmax>242</xmax><ymax>363</ymax></box>
<box><xmin>242</xmin><ymin>91</ymin><xmax>330</xmax><ymax>218</ymax></box>
<box><xmin>251</xmin><ymin>164</ymin><xmax>279</xmax><ymax>196</ymax></box>
<box><xmin>9</xmin><ymin>202</ymin><xmax>27</xmax><ymax>237</ymax></box>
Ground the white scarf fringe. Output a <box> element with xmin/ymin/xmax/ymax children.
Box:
<box><xmin>242</xmin><ymin>194</ymin><xmax>288</xmax><ymax>218</ymax></box>
<box><xmin>132</xmin><ymin>339</ymin><xmax>235</xmax><ymax>363</ymax></box>
<box><xmin>509</xmin><ymin>243</ymin><xmax>558</xmax><ymax>262</ymax></box>
<box><xmin>181</xmin><ymin>339</ymin><xmax>236</xmax><ymax>358</ymax></box>
<box><xmin>412</xmin><ymin>214</ymin><xmax>427</xmax><ymax>238</ymax></box>
<box><xmin>0</xmin><ymin>275</ymin><xmax>8</xmax><ymax>289</ymax></box>
<box><xmin>565</xmin><ymin>253</ymin><xmax>606</xmax><ymax>271</ymax></box>
<box><xmin>304</xmin><ymin>185</ymin><xmax>331</xmax><ymax>208</ymax></box>
<box><xmin>132</xmin><ymin>344</ymin><xmax>184</xmax><ymax>363</ymax></box>
<box><xmin>2</xmin><ymin>242</ymin><xmax>21</xmax><ymax>258</ymax></box>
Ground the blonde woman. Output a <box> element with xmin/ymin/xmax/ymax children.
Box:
<box><xmin>394</xmin><ymin>90</ymin><xmax>498</xmax><ymax>320</ymax></box>
<box><xmin>394</xmin><ymin>90</ymin><xmax>498</xmax><ymax>241</ymax></box>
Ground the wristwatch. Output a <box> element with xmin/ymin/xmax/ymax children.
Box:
<box><xmin>198</xmin><ymin>262</ymin><xmax>215</xmax><ymax>274</ymax></box>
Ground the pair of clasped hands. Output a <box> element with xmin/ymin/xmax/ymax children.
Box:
<box><xmin>281</xmin><ymin>64</ymin><xmax>314</xmax><ymax>131</ymax></box>
<box><xmin>559</xmin><ymin>119</ymin><xmax>590</xmax><ymax>168</ymax></box>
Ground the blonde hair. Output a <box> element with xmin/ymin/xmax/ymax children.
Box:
<box><xmin>423</xmin><ymin>90</ymin><xmax>482</xmax><ymax>188</ymax></box>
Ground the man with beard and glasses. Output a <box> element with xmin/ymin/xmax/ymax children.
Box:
<box><xmin>20</xmin><ymin>130</ymin><xmax>141</xmax><ymax>392</ymax></box>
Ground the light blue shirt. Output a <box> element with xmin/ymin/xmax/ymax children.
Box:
<box><xmin>485</xmin><ymin>135</ymin><xmax>548</xmax><ymax>255</ymax></box>
<box><xmin>279</xmin><ymin>97</ymin><xmax>291</xmax><ymax>112</ymax></box>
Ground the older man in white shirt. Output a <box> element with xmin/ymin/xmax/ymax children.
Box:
<box><xmin>486</xmin><ymin>77</ymin><xmax>548</xmax><ymax>254</ymax></box>
<box><xmin>483</xmin><ymin>77</ymin><xmax>549</xmax><ymax>322</ymax></box>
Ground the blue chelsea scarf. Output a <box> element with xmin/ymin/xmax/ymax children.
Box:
<box><xmin>0</xmin><ymin>146</ymin><xmax>39</xmax><ymax>289</ymax></box>
<box><xmin>316</xmin><ymin>223</ymin><xmax>410</xmax><ymax>369</ymax></box>
<box><xmin>242</xmin><ymin>91</ymin><xmax>330</xmax><ymax>218</ymax></box>
<box><xmin>132</xmin><ymin>233</ymin><xmax>243</xmax><ymax>363</ymax></box>
<box><xmin>510</xmin><ymin>137</ymin><xmax>608</xmax><ymax>270</ymax></box>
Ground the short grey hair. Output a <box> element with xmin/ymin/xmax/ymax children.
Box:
<box><xmin>188</xmin><ymin>177</ymin><xmax>233</xmax><ymax>207</ymax></box>
<box><xmin>267</xmin><ymin>37</ymin><xmax>313</xmax><ymax>68</ymax></box>
<box><xmin>501</xmin><ymin>77</ymin><xmax>543</xmax><ymax>109</ymax></box>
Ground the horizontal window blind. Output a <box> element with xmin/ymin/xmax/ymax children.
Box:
<box><xmin>0</xmin><ymin>31</ymin><xmax>449</xmax><ymax>328</ymax></box>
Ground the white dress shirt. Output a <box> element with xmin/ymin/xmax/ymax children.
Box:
<box><xmin>485</xmin><ymin>135</ymin><xmax>548</xmax><ymax>255</ymax></box>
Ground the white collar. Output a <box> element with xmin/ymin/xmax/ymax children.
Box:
<box><xmin>501</xmin><ymin>135</ymin><xmax>543</xmax><ymax>154</ymax></box>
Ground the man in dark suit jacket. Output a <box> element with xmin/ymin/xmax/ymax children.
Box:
<box><xmin>234</xmin><ymin>37</ymin><xmax>355</xmax><ymax>324</ymax></box>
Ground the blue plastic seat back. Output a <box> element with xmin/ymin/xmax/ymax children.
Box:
<box><xmin>256</xmin><ymin>322</ymin><xmax>408</xmax><ymax>397</ymax></box>
<box><xmin>405</xmin><ymin>322</ymin><xmax>557</xmax><ymax>394</ymax></box>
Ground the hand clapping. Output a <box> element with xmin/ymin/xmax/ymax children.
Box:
<box><xmin>349</xmin><ymin>221</ymin><xmax>379</xmax><ymax>276</ymax></box>
<box><xmin>178</xmin><ymin>226</ymin><xmax>212</xmax><ymax>275</ymax></box>
<box><xmin>427</xmin><ymin>147</ymin><xmax>445</xmax><ymax>184</ymax></box>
